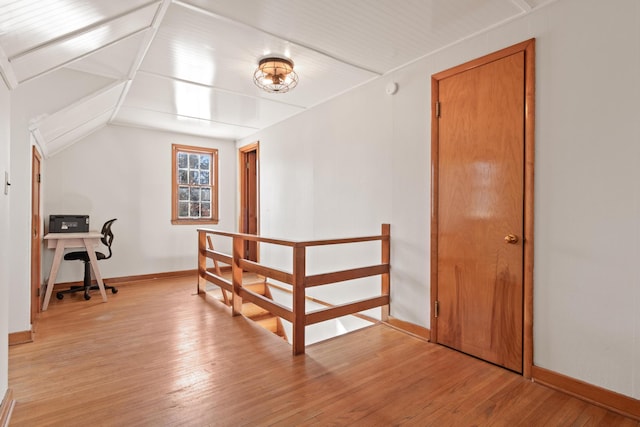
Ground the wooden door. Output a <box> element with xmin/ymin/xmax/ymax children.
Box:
<box><xmin>31</xmin><ymin>147</ymin><xmax>42</xmax><ymax>322</ymax></box>
<box><xmin>431</xmin><ymin>40</ymin><xmax>535</xmax><ymax>374</ymax></box>
<box><xmin>239</xmin><ymin>142</ymin><xmax>259</xmax><ymax>261</ymax></box>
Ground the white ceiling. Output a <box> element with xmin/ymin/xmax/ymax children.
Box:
<box><xmin>0</xmin><ymin>0</ymin><xmax>553</xmax><ymax>157</ymax></box>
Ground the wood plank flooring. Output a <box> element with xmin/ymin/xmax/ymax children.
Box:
<box><xmin>9</xmin><ymin>275</ymin><xmax>640</xmax><ymax>426</ymax></box>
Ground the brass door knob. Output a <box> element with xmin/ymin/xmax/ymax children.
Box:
<box><xmin>504</xmin><ymin>234</ymin><xmax>519</xmax><ymax>244</ymax></box>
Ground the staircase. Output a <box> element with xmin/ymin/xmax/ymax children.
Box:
<box><xmin>203</xmin><ymin>236</ymin><xmax>286</xmax><ymax>340</ymax></box>
<box><xmin>207</xmin><ymin>273</ymin><xmax>287</xmax><ymax>340</ymax></box>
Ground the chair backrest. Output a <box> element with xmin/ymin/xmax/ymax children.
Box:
<box><xmin>100</xmin><ymin>218</ymin><xmax>117</xmax><ymax>259</ymax></box>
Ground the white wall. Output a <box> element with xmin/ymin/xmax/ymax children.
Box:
<box><xmin>529</xmin><ymin>0</ymin><xmax>640</xmax><ymax>399</ymax></box>
<box><xmin>9</xmin><ymin>69</ymin><xmax>114</xmax><ymax>333</ymax></box>
<box><xmin>242</xmin><ymin>84</ymin><xmax>397</xmax><ymax>310</ymax></box>
<box><xmin>0</xmin><ymin>78</ymin><xmax>11</xmax><ymax>400</ymax></box>
<box><xmin>43</xmin><ymin>125</ymin><xmax>236</xmax><ymax>283</ymax></box>
<box><xmin>239</xmin><ymin>0</ymin><xmax>640</xmax><ymax>399</ymax></box>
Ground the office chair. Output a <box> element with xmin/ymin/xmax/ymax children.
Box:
<box><xmin>56</xmin><ymin>218</ymin><xmax>119</xmax><ymax>301</ymax></box>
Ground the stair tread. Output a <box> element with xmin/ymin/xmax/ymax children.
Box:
<box><xmin>256</xmin><ymin>316</ymin><xmax>280</xmax><ymax>331</ymax></box>
<box><xmin>242</xmin><ymin>302</ymin><xmax>270</xmax><ymax>318</ymax></box>
<box><xmin>206</xmin><ymin>279</ymin><xmax>285</xmax><ymax>338</ymax></box>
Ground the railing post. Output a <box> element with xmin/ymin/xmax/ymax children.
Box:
<box><xmin>381</xmin><ymin>223</ymin><xmax>390</xmax><ymax>322</ymax></box>
<box><xmin>197</xmin><ymin>230</ymin><xmax>207</xmax><ymax>295</ymax></box>
<box><xmin>292</xmin><ymin>244</ymin><xmax>306</xmax><ymax>355</ymax></box>
<box><xmin>232</xmin><ymin>235</ymin><xmax>244</xmax><ymax>316</ymax></box>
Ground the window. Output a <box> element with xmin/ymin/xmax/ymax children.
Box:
<box><xmin>171</xmin><ymin>144</ymin><xmax>218</xmax><ymax>224</ymax></box>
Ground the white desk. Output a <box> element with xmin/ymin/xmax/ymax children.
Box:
<box><xmin>42</xmin><ymin>231</ymin><xmax>108</xmax><ymax>311</ymax></box>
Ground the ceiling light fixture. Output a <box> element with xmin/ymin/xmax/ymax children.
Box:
<box><xmin>253</xmin><ymin>56</ymin><xmax>298</xmax><ymax>94</ymax></box>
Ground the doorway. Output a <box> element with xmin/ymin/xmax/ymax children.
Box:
<box><xmin>31</xmin><ymin>146</ymin><xmax>42</xmax><ymax>325</ymax></box>
<box><xmin>239</xmin><ymin>142</ymin><xmax>259</xmax><ymax>261</ymax></box>
<box><xmin>430</xmin><ymin>40</ymin><xmax>535</xmax><ymax>375</ymax></box>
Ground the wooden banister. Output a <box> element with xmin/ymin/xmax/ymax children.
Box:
<box><xmin>197</xmin><ymin>230</ymin><xmax>207</xmax><ymax>295</ymax></box>
<box><xmin>305</xmin><ymin>264</ymin><xmax>389</xmax><ymax>288</ymax></box>
<box><xmin>206</xmin><ymin>235</ymin><xmax>229</xmax><ymax>304</ymax></box>
<box><xmin>204</xmin><ymin>248</ymin><xmax>232</xmax><ymax>266</ymax></box>
<box><xmin>297</xmin><ymin>234</ymin><xmax>387</xmax><ymax>247</ymax></box>
<box><xmin>202</xmin><ymin>271</ymin><xmax>232</xmax><ymax>293</ymax></box>
<box><xmin>239</xmin><ymin>288</ymin><xmax>294</xmax><ymax>322</ymax></box>
<box><xmin>231</xmin><ymin>235</ymin><xmax>244</xmax><ymax>316</ymax></box>
<box><xmin>305</xmin><ymin>295</ymin><xmax>390</xmax><ymax>326</ymax></box>
<box><xmin>237</xmin><ymin>258</ymin><xmax>293</xmax><ymax>285</ymax></box>
<box><xmin>381</xmin><ymin>223</ymin><xmax>390</xmax><ymax>322</ymax></box>
<box><xmin>292</xmin><ymin>244</ymin><xmax>306</xmax><ymax>355</ymax></box>
<box><xmin>197</xmin><ymin>224</ymin><xmax>391</xmax><ymax>355</ymax></box>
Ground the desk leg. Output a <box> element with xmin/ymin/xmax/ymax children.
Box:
<box><xmin>42</xmin><ymin>240</ymin><xmax>66</xmax><ymax>311</ymax></box>
<box><xmin>84</xmin><ymin>238</ymin><xmax>108</xmax><ymax>302</ymax></box>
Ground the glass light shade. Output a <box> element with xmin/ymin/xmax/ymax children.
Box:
<box><xmin>253</xmin><ymin>57</ymin><xmax>298</xmax><ymax>93</ymax></box>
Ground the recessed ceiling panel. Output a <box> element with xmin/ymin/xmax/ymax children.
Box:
<box><xmin>0</xmin><ymin>0</ymin><xmax>157</xmax><ymax>58</ymax></box>
<box><xmin>113</xmin><ymin>106</ymin><xmax>258</xmax><ymax>140</ymax></box>
<box><xmin>65</xmin><ymin>29</ymin><xmax>153</xmax><ymax>80</ymax></box>
<box><xmin>141</xmin><ymin>2</ymin><xmax>378</xmax><ymax>106</ymax></box>
<box><xmin>122</xmin><ymin>71</ymin><xmax>305</xmax><ymax>129</ymax></box>
<box><xmin>3</xmin><ymin>0</ymin><xmax>547</xmax><ymax>151</ymax></box>
<box><xmin>36</xmin><ymin>81</ymin><xmax>125</xmax><ymax>142</ymax></box>
<box><xmin>42</xmin><ymin>111</ymin><xmax>113</xmax><ymax>158</ymax></box>
<box><xmin>8</xmin><ymin>2</ymin><xmax>160</xmax><ymax>83</ymax></box>
<box><xmin>181</xmin><ymin>0</ymin><xmax>523</xmax><ymax>73</ymax></box>
<box><xmin>141</xmin><ymin>2</ymin><xmax>293</xmax><ymax>91</ymax></box>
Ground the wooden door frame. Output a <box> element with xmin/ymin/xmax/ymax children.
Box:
<box><xmin>239</xmin><ymin>141</ymin><xmax>259</xmax><ymax>261</ymax></box>
<box><xmin>31</xmin><ymin>146</ymin><xmax>42</xmax><ymax>327</ymax></box>
<box><xmin>430</xmin><ymin>39</ymin><xmax>535</xmax><ymax>377</ymax></box>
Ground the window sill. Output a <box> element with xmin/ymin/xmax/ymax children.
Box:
<box><xmin>171</xmin><ymin>219</ymin><xmax>219</xmax><ymax>225</ymax></box>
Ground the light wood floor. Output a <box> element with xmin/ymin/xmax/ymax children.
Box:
<box><xmin>9</xmin><ymin>275</ymin><xmax>639</xmax><ymax>426</ymax></box>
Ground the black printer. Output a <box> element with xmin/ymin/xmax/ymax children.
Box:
<box><xmin>49</xmin><ymin>215</ymin><xmax>89</xmax><ymax>233</ymax></box>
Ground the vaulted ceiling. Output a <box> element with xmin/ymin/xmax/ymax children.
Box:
<box><xmin>0</xmin><ymin>0</ymin><xmax>552</xmax><ymax>157</ymax></box>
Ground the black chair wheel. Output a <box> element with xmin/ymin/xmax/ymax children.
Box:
<box><xmin>56</xmin><ymin>293</ymin><xmax>64</xmax><ymax>300</ymax></box>
<box><xmin>111</xmin><ymin>288</ymin><xmax>118</xmax><ymax>294</ymax></box>
<box><xmin>84</xmin><ymin>294</ymin><xmax>91</xmax><ymax>301</ymax></box>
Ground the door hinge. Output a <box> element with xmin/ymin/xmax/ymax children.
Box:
<box><xmin>435</xmin><ymin>101</ymin><xmax>441</xmax><ymax>118</ymax></box>
<box><xmin>37</xmin><ymin>173</ymin><xmax>41</xmax><ymax>183</ymax></box>
<box><xmin>434</xmin><ymin>300</ymin><xmax>439</xmax><ymax>318</ymax></box>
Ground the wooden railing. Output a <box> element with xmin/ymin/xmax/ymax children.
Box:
<box><xmin>197</xmin><ymin>224</ymin><xmax>390</xmax><ymax>355</ymax></box>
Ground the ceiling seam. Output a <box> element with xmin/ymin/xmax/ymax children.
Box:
<box><xmin>136</xmin><ymin>70</ymin><xmax>307</xmax><ymax>110</ymax></box>
<box><xmin>28</xmin><ymin>80</ymin><xmax>127</xmax><ymax>149</ymax></box>
<box><xmin>107</xmin><ymin>121</ymin><xmax>238</xmax><ymax>142</ymax></box>
<box><xmin>33</xmin><ymin>110</ymin><xmax>113</xmax><ymax>148</ymax></box>
<box><xmin>173</xmin><ymin>0</ymin><xmax>383</xmax><ymax>77</ymax></box>
<box><xmin>376</xmin><ymin>0</ymin><xmax>553</xmax><ymax>79</ymax></box>
<box><xmin>45</xmin><ymin>121</ymin><xmax>112</xmax><ymax>159</ymax></box>
<box><xmin>114</xmin><ymin>105</ymin><xmax>261</xmax><ymax>131</ymax></box>
<box><xmin>8</xmin><ymin>0</ymin><xmax>163</xmax><ymax>61</ymax></box>
<box><xmin>34</xmin><ymin>80</ymin><xmax>127</xmax><ymax>124</ymax></box>
<box><xmin>15</xmin><ymin>23</ymin><xmax>155</xmax><ymax>85</ymax></box>
<box><xmin>509</xmin><ymin>0</ymin><xmax>533</xmax><ymax>12</ymax></box>
<box><xmin>110</xmin><ymin>0</ymin><xmax>172</xmax><ymax>122</ymax></box>
<box><xmin>0</xmin><ymin>46</ymin><xmax>17</xmax><ymax>89</ymax></box>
